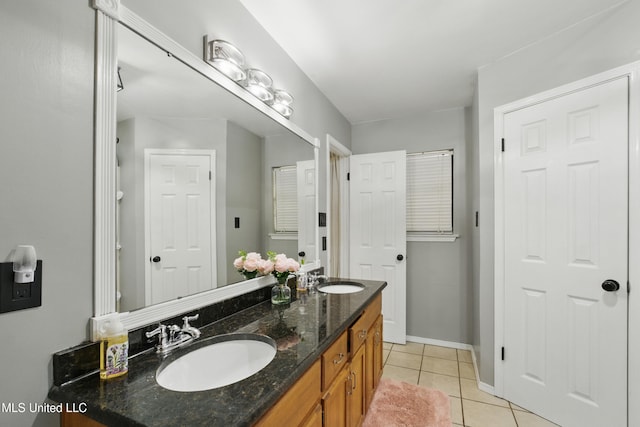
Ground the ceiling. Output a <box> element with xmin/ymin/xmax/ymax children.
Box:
<box><xmin>239</xmin><ymin>0</ymin><xmax>627</xmax><ymax>124</ymax></box>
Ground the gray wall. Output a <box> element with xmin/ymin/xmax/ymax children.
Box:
<box><xmin>0</xmin><ymin>1</ymin><xmax>95</xmax><ymax>426</ymax></box>
<box><xmin>0</xmin><ymin>2</ymin><xmax>349</xmax><ymax>426</ymax></box>
<box><xmin>475</xmin><ymin>0</ymin><xmax>640</xmax><ymax>385</ymax></box>
<box><xmin>226</xmin><ymin>121</ymin><xmax>264</xmax><ymax>282</ymax></box>
<box><xmin>351</xmin><ymin>108</ymin><xmax>473</xmax><ymax>343</ymax></box>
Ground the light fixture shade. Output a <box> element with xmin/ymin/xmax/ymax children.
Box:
<box><xmin>207</xmin><ymin>40</ymin><xmax>246</xmax><ymax>82</ymax></box>
<box><xmin>13</xmin><ymin>245</ymin><xmax>37</xmax><ymax>284</ymax></box>
<box><xmin>244</xmin><ymin>68</ymin><xmax>274</xmax><ymax>102</ymax></box>
<box><xmin>271</xmin><ymin>89</ymin><xmax>294</xmax><ymax>118</ymax></box>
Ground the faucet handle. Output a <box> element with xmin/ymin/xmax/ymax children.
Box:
<box><xmin>146</xmin><ymin>324</ymin><xmax>167</xmax><ymax>345</ymax></box>
<box><xmin>182</xmin><ymin>314</ymin><xmax>199</xmax><ymax>328</ymax></box>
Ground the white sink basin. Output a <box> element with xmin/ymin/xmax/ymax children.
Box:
<box><xmin>317</xmin><ymin>281</ymin><xmax>365</xmax><ymax>294</ymax></box>
<box><xmin>155</xmin><ymin>334</ymin><xmax>276</xmax><ymax>392</ymax></box>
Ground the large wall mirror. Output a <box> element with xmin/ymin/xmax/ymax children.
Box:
<box><xmin>91</xmin><ymin>2</ymin><xmax>319</xmax><ymax>336</ymax></box>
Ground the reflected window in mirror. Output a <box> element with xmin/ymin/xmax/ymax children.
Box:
<box><xmin>273</xmin><ymin>165</ymin><xmax>298</xmax><ymax>233</ymax></box>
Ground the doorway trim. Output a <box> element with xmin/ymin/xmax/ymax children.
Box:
<box><xmin>326</xmin><ymin>134</ymin><xmax>352</xmax><ymax>277</ymax></box>
<box><xmin>494</xmin><ymin>61</ymin><xmax>640</xmax><ymax>426</ymax></box>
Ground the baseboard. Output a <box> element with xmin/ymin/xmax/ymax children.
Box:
<box><xmin>405</xmin><ymin>335</ymin><xmax>474</xmax><ymax>351</ymax></box>
<box><xmin>405</xmin><ymin>335</ymin><xmax>496</xmax><ymax>397</ymax></box>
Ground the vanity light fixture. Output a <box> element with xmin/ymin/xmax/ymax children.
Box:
<box><xmin>244</xmin><ymin>68</ymin><xmax>274</xmax><ymax>103</ymax></box>
<box><xmin>270</xmin><ymin>89</ymin><xmax>294</xmax><ymax>119</ymax></box>
<box><xmin>203</xmin><ymin>35</ymin><xmax>293</xmax><ymax>118</ymax></box>
<box><xmin>206</xmin><ymin>39</ymin><xmax>247</xmax><ymax>82</ymax></box>
<box><xmin>13</xmin><ymin>245</ymin><xmax>37</xmax><ymax>284</ymax></box>
<box><xmin>116</xmin><ymin>67</ymin><xmax>124</xmax><ymax>92</ymax></box>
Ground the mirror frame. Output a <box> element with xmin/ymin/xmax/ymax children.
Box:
<box><xmin>90</xmin><ymin>0</ymin><xmax>320</xmax><ymax>339</ymax></box>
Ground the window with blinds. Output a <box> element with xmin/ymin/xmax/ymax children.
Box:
<box><xmin>407</xmin><ymin>149</ymin><xmax>453</xmax><ymax>233</ymax></box>
<box><xmin>273</xmin><ymin>165</ymin><xmax>298</xmax><ymax>232</ymax></box>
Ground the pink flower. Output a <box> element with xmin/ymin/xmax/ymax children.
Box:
<box><xmin>243</xmin><ymin>258</ymin><xmax>259</xmax><ymax>272</ymax></box>
<box><xmin>288</xmin><ymin>259</ymin><xmax>301</xmax><ymax>272</ymax></box>
<box><xmin>258</xmin><ymin>259</ymin><xmax>274</xmax><ymax>275</ymax></box>
<box><xmin>233</xmin><ymin>257</ymin><xmax>244</xmax><ymax>269</ymax></box>
<box><xmin>246</xmin><ymin>252</ymin><xmax>261</xmax><ymax>261</ymax></box>
<box><xmin>274</xmin><ymin>258</ymin><xmax>289</xmax><ymax>273</ymax></box>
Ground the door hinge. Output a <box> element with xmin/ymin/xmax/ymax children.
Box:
<box><xmin>501</xmin><ymin>346</ymin><xmax>505</xmax><ymax>361</ymax></box>
<box><xmin>475</xmin><ymin>211</ymin><xmax>479</xmax><ymax>227</ymax></box>
<box><xmin>501</xmin><ymin>138</ymin><xmax>505</xmax><ymax>152</ymax></box>
<box><xmin>347</xmin><ymin>172</ymin><xmax>350</xmax><ymax>181</ymax></box>
<box><xmin>209</xmin><ymin>170</ymin><xmax>212</xmax><ymax>180</ymax></box>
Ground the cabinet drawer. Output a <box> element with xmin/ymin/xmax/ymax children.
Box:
<box><xmin>255</xmin><ymin>359</ymin><xmax>321</xmax><ymax>427</ymax></box>
<box><xmin>322</xmin><ymin>330</ymin><xmax>348</xmax><ymax>391</ymax></box>
<box><xmin>349</xmin><ymin>294</ymin><xmax>382</xmax><ymax>353</ymax></box>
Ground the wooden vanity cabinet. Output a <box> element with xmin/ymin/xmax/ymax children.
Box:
<box><xmin>62</xmin><ymin>294</ymin><xmax>383</xmax><ymax>427</ymax></box>
<box><xmin>365</xmin><ymin>314</ymin><xmax>384</xmax><ymax>409</ymax></box>
<box><xmin>321</xmin><ymin>331</ymin><xmax>348</xmax><ymax>391</ymax></box>
<box><xmin>300</xmin><ymin>403</ymin><xmax>323</xmax><ymax>427</ymax></box>
<box><xmin>321</xmin><ymin>364</ymin><xmax>349</xmax><ymax>427</ymax></box>
<box><xmin>346</xmin><ymin>344</ymin><xmax>366</xmax><ymax>427</ymax></box>
<box><xmin>255</xmin><ymin>359</ymin><xmax>321</xmax><ymax>427</ymax></box>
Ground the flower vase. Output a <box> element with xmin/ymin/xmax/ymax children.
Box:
<box><xmin>271</xmin><ymin>276</ymin><xmax>291</xmax><ymax>305</ymax></box>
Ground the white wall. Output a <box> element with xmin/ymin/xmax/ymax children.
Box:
<box><xmin>475</xmin><ymin>0</ymin><xmax>640</xmax><ymax>385</ymax></box>
<box><xmin>0</xmin><ymin>1</ymin><xmax>95</xmax><ymax>426</ymax></box>
<box><xmin>352</xmin><ymin>108</ymin><xmax>473</xmax><ymax>343</ymax></box>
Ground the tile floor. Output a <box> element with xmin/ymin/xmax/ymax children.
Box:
<box><xmin>381</xmin><ymin>341</ymin><xmax>559</xmax><ymax>427</ymax></box>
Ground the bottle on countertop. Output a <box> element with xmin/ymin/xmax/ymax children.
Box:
<box><xmin>99</xmin><ymin>313</ymin><xmax>129</xmax><ymax>380</ymax></box>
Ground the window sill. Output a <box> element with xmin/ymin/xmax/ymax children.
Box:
<box><xmin>407</xmin><ymin>233</ymin><xmax>459</xmax><ymax>242</ymax></box>
<box><xmin>269</xmin><ymin>232</ymin><xmax>298</xmax><ymax>241</ymax></box>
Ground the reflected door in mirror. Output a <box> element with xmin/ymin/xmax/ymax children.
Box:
<box><xmin>146</xmin><ymin>149</ymin><xmax>216</xmax><ymax>305</ymax></box>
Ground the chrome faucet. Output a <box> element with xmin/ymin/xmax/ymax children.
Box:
<box><xmin>146</xmin><ymin>314</ymin><xmax>201</xmax><ymax>355</ymax></box>
<box><xmin>307</xmin><ymin>273</ymin><xmax>328</xmax><ymax>292</ymax></box>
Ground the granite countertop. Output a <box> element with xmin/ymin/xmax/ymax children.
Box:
<box><xmin>49</xmin><ymin>279</ymin><xmax>386</xmax><ymax>427</ymax></box>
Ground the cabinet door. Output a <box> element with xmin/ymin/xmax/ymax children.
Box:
<box><xmin>347</xmin><ymin>345</ymin><xmax>366</xmax><ymax>427</ymax></box>
<box><xmin>365</xmin><ymin>326</ymin><xmax>375</xmax><ymax>409</ymax></box>
<box><xmin>372</xmin><ymin>315</ymin><xmax>384</xmax><ymax>389</ymax></box>
<box><xmin>322</xmin><ymin>367</ymin><xmax>349</xmax><ymax>427</ymax></box>
<box><xmin>301</xmin><ymin>403</ymin><xmax>323</xmax><ymax>427</ymax></box>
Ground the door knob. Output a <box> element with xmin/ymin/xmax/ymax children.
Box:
<box><xmin>396</xmin><ymin>254</ymin><xmax>404</xmax><ymax>261</ymax></box>
<box><xmin>151</xmin><ymin>256</ymin><xmax>161</xmax><ymax>263</ymax></box>
<box><xmin>601</xmin><ymin>279</ymin><xmax>620</xmax><ymax>292</ymax></box>
<box><xmin>298</xmin><ymin>251</ymin><xmax>306</xmax><ymax>257</ymax></box>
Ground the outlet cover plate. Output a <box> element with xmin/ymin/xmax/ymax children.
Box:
<box><xmin>0</xmin><ymin>261</ymin><xmax>42</xmax><ymax>314</ymax></box>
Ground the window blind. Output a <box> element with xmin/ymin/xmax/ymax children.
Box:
<box><xmin>407</xmin><ymin>150</ymin><xmax>453</xmax><ymax>233</ymax></box>
<box><xmin>273</xmin><ymin>165</ymin><xmax>298</xmax><ymax>232</ymax></box>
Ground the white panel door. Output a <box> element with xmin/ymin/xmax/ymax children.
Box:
<box><xmin>146</xmin><ymin>150</ymin><xmax>216</xmax><ymax>305</ymax></box>
<box><xmin>297</xmin><ymin>159</ymin><xmax>316</xmax><ymax>263</ymax></box>
<box><xmin>502</xmin><ymin>78</ymin><xmax>628</xmax><ymax>427</ymax></box>
<box><xmin>350</xmin><ymin>151</ymin><xmax>406</xmax><ymax>344</ymax></box>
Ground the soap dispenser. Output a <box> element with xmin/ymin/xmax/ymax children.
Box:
<box><xmin>99</xmin><ymin>313</ymin><xmax>129</xmax><ymax>380</ymax></box>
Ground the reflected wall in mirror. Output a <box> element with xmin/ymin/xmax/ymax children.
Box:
<box><xmin>116</xmin><ymin>24</ymin><xmax>315</xmax><ymax>313</ymax></box>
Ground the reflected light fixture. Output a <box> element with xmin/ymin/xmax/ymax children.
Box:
<box><xmin>270</xmin><ymin>89</ymin><xmax>294</xmax><ymax>119</ymax></box>
<box><xmin>207</xmin><ymin>40</ymin><xmax>247</xmax><ymax>82</ymax></box>
<box><xmin>244</xmin><ymin>68</ymin><xmax>274</xmax><ymax>102</ymax></box>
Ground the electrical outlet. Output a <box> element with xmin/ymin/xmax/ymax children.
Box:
<box><xmin>13</xmin><ymin>282</ymin><xmax>31</xmax><ymax>299</ymax></box>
